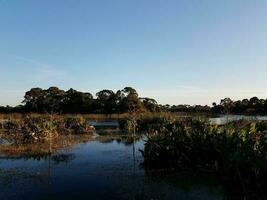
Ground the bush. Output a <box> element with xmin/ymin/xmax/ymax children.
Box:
<box><xmin>119</xmin><ymin>115</ymin><xmax>177</xmax><ymax>134</ymax></box>
<box><xmin>141</xmin><ymin>118</ymin><xmax>267</xmax><ymax>198</ymax></box>
<box><xmin>2</xmin><ymin>115</ymin><xmax>95</xmax><ymax>143</ymax></box>
<box><xmin>63</xmin><ymin>116</ymin><xmax>94</xmax><ymax>134</ymax></box>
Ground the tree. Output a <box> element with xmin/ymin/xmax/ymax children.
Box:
<box><xmin>264</xmin><ymin>99</ymin><xmax>267</xmax><ymax>113</ymax></box>
<box><xmin>23</xmin><ymin>88</ymin><xmax>44</xmax><ymax>112</ymax></box>
<box><xmin>120</xmin><ymin>87</ymin><xmax>143</xmax><ymax>113</ymax></box>
<box><xmin>233</xmin><ymin>100</ymin><xmax>242</xmax><ymax>113</ymax></box>
<box><xmin>140</xmin><ymin>98</ymin><xmax>159</xmax><ymax>112</ymax></box>
<box><xmin>249</xmin><ymin>97</ymin><xmax>260</xmax><ymax>107</ymax></box>
<box><xmin>42</xmin><ymin>87</ymin><xmax>65</xmax><ymax>113</ymax></box>
<box><xmin>96</xmin><ymin>90</ymin><xmax>117</xmax><ymax>114</ymax></box>
<box><xmin>22</xmin><ymin>87</ymin><xmax>65</xmax><ymax>113</ymax></box>
<box><xmin>220</xmin><ymin>98</ymin><xmax>234</xmax><ymax>114</ymax></box>
<box><xmin>63</xmin><ymin>89</ymin><xmax>93</xmax><ymax>113</ymax></box>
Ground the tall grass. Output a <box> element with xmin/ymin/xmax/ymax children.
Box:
<box><xmin>0</xmin><ymin>113</ymin><xmax>128</xmax><ymax>120</ymax></box>
<box><xmin>0</xmin><ymin>112</ymin><xmax>201</xmax><ymax>121</ymax></box>
<box><xmin>118</xmin><ymin>113</ymin><xmax>207</xmax><ymax>133</ymax></box>
<box><xmin>141</xmin><ymin>117</ymin><xmax>267</xmax><ymax>198</ymax></box>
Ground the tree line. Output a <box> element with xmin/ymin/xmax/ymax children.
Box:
<box><xmin>167</xmin><ymin>97</ymin><xmax>267</xmax><ymax>115</ymax></box>
<box><xmin>211</xmin><ymin>97</ymin><xmax>267</xmax><ymax>115</ymax></box>
<box><xmin>0</xmin><ymin>87</ymin><xmax>267</xmax><ymax>115</ymax></box>
<box><xmin>0</xmin><ymin>87</ymin><xmax>160</xmax><ymax>114</ymax></box>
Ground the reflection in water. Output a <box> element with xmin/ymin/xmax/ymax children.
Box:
<box><xmin>0</xmin><ymin>135</ymin><xmax>92</xmax><ymax>159</ymax></box>
<box><xmin>0</xmin><ymin>168</ymin><xmax>44</xmax><ymax>187</ymax></box>
<box><xmin>0</xmin><ymin>134</ymin><xmax>223</xmax><ymax>200</ymax></box>
<box><xmin>52</xmin><ymin>154</ymin><xmax>75</xmax><ymax>165</ymax></box>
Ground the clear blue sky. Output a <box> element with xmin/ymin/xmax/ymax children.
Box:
<box><xmin>0</xmin><ymin>0</ymin><xmax>267</xmax><ymax>106</ymax></box>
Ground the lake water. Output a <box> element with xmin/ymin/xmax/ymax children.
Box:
<box><xmin>0</xmin><ymin>135</ymin><xmax>223</xmax><ymax>200</ymax></box>
<box><xmin>2</xmin><ymin>115</ymin><xmax>263</xmax><ymax>199</ymax></box>
<box><xmin>209</xmin><ymin>115</ymin><xmax>267</xmax><ymax>125</ymax></box>
<box><xmin>88</xmin><ymin>120</ymin><xmax>119</xmax><ymax>128</ymax></box>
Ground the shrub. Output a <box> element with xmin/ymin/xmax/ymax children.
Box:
<box><xmin>2</xmin><ymin>115</ymin><xmax>95</xmax><ymax>143</ymax></box>
<box><xmin>119</xmin><ymin>115</ymin><xmax>177</xmax><ymax>134</ymax></box>
<box><xmin>63</xmin><ymin>116</ymin><xmax>94</xmax><ymax>134</ymax></box>
<box><xmin>141</xmin><ymin>118</ymin><xmax>267</xmax><ymax>199</ymax></box>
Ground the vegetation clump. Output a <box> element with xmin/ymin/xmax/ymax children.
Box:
<box><xmin>2</xmin><ymin>116</ymin><xmax>95</xmax><ymax>143</ymax></box>
<box><xmin>141</xmin><ymin>118</ymin><xmax>267</xmax><ymax>198</ymax></box>
<box><xmin>119</xmin><ymin>114</ymin><xmax>184</xmax><ymax>134</ymax></box>
<box><xmin>63</xmin><ymin>116</ymin><xmax>94</xmax><ymax>134</ymax></box>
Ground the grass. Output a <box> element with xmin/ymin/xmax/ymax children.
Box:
<box><xmin>1</xmin><ymin>115</ymin><xmax>95</xmax><ymax>144</ymax></box>
<box><xmin>0</xmin><ymin>113</ymin><xmax>128</xmax><ymax>120</ymax></box>
<box><xmin>0</xmin><ymin>112</ymin><xmax>209</xmax><ymax>121</ymax></box>
<box><xmin>140</xmin><ymin>118</ymin><xmax>267</xmax><ymax>199</ymax></box>
<box><xmin>118</xmin><ymin>113</ymin><xmax>208</xmax><ymax>133</ymax></box>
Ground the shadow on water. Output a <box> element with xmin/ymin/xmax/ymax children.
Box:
<box><xmin>0</xmin><ymin>134</ymin><xmax>224</xmax><ymax>200</ymax></box>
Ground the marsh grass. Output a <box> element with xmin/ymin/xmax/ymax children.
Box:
<box><xmin>0</xmin><ymin>112</ymin><xmax>204</xmax><ymax>121</ymax></box>
<box><xmin>1</xmin><ymin>115</ymin><xmax>95</xmax><ymax>144</ymax></box>
<box><xmin>141</xmin><ymin>118</ymin><xmax>267</xmax><ymax>199</ymax></box>
<box><xmin>118</xmin><ymin>113</ymin><xmax>207</xmax><ymax>134</ymax></box>
<box><xmin>0</xmin><ymin>113</ymin><xmax>128</xmax><ymax>120</ymax></box>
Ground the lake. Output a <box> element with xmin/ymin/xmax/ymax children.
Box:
<box><xmin>209</xmin><ymin>114</ymin><xmax>267</xmax><ymax>125</ymax></box>
<box><xmin>0</xmin><ymin>135</ymin><xmax>223</xmax><ymax>200</ymax></box>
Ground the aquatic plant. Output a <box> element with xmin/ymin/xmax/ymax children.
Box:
<box><xmin>2</xmin><ymin>115</ymin><xmax>95</xmax><ymax>143</ymax></box>
<box><xmin>141</xmin><ymin>118</ymin><xmax>267</xmax><ymax>198</ymax></box>
<box><xmin>118</xmin><ymin>119</ymin><xmax>133</xmax><ymax>133</ymax></box>
<box><xmin>63</xmin><ymin>116</ymin><xmax>95</xmax><ymax>134</ymax></box>
<box><xmin>119</xmin><ymin>114</ymin><xmax>184</xmax><ymax>134</ymax></box>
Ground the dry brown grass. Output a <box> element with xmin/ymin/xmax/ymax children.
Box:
<box><xmin>0</xmin><ymin>111</ymin><xmax>210</xmax><ymax>121</ymax></box>
<box><xmin>0</xmin><ymin>113</ymin><xmax>129</xmax><ymax>120</ymax></box>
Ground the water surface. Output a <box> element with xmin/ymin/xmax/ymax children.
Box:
<box><xmin>210</xmin><ymin>115</ymin><xmax>267</xmax><ymax>125</ymax></box>
<box><xmin>0</xmin><ymin>135</ymin><xmax>222</xmax><ymax>200</ymax></box>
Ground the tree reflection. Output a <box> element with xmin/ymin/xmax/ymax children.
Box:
<box><xmin>0</xmin><ymin>135</ymin><xmax>91</xmax><ymax>160</ymax></box>
<box><xmin>97</xmin><ymin>135</ymin><xmax>142</xmax><ymax>145</ymax></box>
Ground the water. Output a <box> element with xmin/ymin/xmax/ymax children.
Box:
<box><xmin>210</xmin><ymin>115</ymin><xmax>267</xmax><ymax>125</ymax></box>
<box><xmin>88</xmin><ymin>120</ymin><xmax>119</xmax><ymax>128</ymax></box>
<box><xmin>0</xmin><ymin>135</ymin><xmax>223</xmax><ymax>200</ymax></box>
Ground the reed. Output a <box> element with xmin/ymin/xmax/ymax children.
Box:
<box><xmin>141</xmin><ymin>118</ymin><xmax>267</xmax><ymax>199</ymax></box>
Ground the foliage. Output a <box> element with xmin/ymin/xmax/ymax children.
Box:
<box><xmin>0</xmin><ymin>86</ymin><xmax>160</xmax><ymax>114</ymax></box>
<box><xmin>1</xmin><ymin>86</ymin><xmax>267</xmax><ymax>115</ymax></box>
<box><xmin>63</xmin><ymin>116</ymin><xmax>93</xmax><ymax>134</ymax></box>
<box><xmin>119</xmin><ymin>114</ymin><xmax>184</xmax><ymax>134</ymax></box>
<box><xmin>2</xmin><ymin>116</ymin><xmax>95</xmax><ymax>143</ymax></box>
<box><xmin>212</xmin><ymin>97</ymin><xmax>267</xmax><ymax>115</ymax></box>
<box><xmin>141</xmin><ymin>118</ymin><xmax>267</xmax><ymax>198</ymax></box>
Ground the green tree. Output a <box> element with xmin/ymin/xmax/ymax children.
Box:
<box><xmin>96</xmin><ymin>90</ymin><xmax>117</xmax><ymax>114</ymax></box>
<box><xmin>120</xmin><ymin>87</ymin><xmax>143</xmax><ymax>113</ymax></box>
<box><xmin>220</xmin><ymin>98</ymin><xmax>234</xmax><ymax>114</ymax></box>
<box><xmin>63</xmin><ymin>88</ymin><xmax>93</xmax><ymax>113</ymax></box>
<box><xmin>23</xmin><ymin>88</ymin><xmax>44</xmax><ymax>112</ymax></box>
<box><xmin>42</xmin><ymin>87</ymin><xmax>65</xmax><ymax>113</ymax></box>
<box><xmin>140</xmin><ymin>98</ymin><xmax>159</xmax><ymax>112</ymax></box>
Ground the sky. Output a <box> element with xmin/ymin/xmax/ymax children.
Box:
<box><xmin>0</xmin><ymin>0</ymin><xmax>267</xmax><ymax>106</ymax></box>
